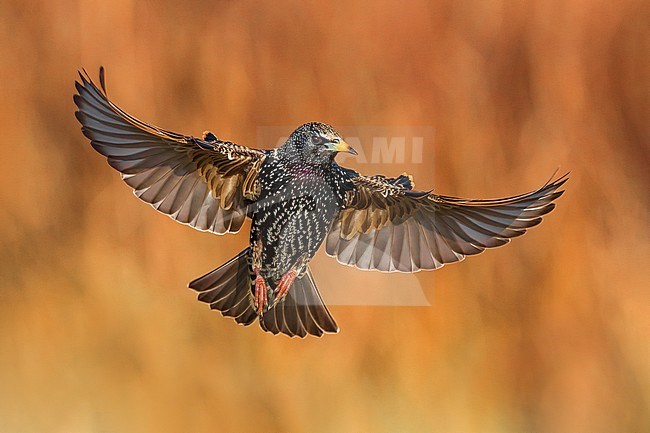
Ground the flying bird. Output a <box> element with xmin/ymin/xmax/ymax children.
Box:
<box><xmin>74</xmin><ymin>68</ymin><xmax>568</xmax><ymax>338</ymax></box>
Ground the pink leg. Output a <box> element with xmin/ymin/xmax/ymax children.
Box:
<box><xmin>272</xmin><ymin>269</ymin><xmax>298</xmax><ymax>306</ymax></box>
<box><xmin>253</xmin><ymin>268</ymin><xmax>268</xmax><ymax>314</ymax></box>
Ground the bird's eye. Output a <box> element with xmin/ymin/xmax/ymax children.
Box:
<box><xmin>311</xmin><ymin>135</ymin><xmax>323</xmax><ymax>145</ymax></box>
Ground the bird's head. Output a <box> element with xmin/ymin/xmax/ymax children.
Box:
<box><xmin>283</xmin><ymin>122</ymin><xmax>357</xmax><ymax>165</ymax></box>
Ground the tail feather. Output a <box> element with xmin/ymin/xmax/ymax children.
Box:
<box><xmin>260</xmin><ymin>268</ymin><xmax>339</xmax><ymax>338</ymax></box>
<box><xmin>189</xmin><ymin>248</ymin><xmax>257</xmax><ymax>326</ymax></box>
<box><xmin>189</xmin><ymin>250</ymin><xmax>338</xmax><ymax>337</ymax></box>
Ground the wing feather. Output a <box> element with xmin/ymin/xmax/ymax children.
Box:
<box><xmin>327</xmin><ymin>172</ymin><xmax>568</xmax><ymax>272</ymax></box>
<box><xmin>74</xmin><ymin>67</ymin><xmax>267</xmax><ymax>235</ymax></box>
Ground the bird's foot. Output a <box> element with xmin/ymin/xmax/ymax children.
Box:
<box><xmin>272</xmin><ymin>269</ymin><xmax>298</xmax><ymax>307</ymax></box>
<box><xmin>253</xmin><ymin>269</ymin><xmax>269</xmax><ymax>314</ymax></box>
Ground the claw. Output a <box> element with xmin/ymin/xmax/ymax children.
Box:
<box><xmin>272</xmin><ymin>269</ymin><xmax>298</xmax><ymax>307</ymax></box>
<box><xmin>254</xmin><ymin>269</ymin><xmax>268</xmax><ymax>314</ymax></box>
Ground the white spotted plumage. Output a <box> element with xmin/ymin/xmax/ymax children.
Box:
<box><xmin>250</xmin><ymin>134</ymin><xmax>353</xmax><ymax>282</ymax></box>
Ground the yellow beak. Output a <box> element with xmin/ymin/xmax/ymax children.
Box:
<box><xmin>329</xmin><ymin>139</ymin><xmax>358</xmax><ymax>155</ymax></box>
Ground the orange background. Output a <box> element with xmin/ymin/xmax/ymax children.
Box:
<box><xmin>0</xmin><ymin>1</ymin><xmax>648</xmax><ymax>432</ymax></box>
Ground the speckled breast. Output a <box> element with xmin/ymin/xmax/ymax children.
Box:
<box><xmin>250</xmin><ymin>163</ymin><xmax>344</xmax><ymax>281</ymax></box>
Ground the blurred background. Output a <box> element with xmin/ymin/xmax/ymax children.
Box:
<box><xmin>0</xmin><ymin>0</ymin><xmax>648</xmax><ymax>432</ymax></box>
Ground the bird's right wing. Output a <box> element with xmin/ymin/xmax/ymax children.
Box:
<box><xmin>74</xmin><ymin>67</ymin><xmax>267</xmax><ymax>234</ymax></box>
<box><xmin>326</xmin><ymin>171</ymin><xmax>568</xmax><ymax>272</ymax></box>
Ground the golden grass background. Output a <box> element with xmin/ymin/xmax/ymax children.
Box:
<box><xmin>0</xmin><ymin>1</ymin><xmax>648</xmax><ymax>432</ymax></box>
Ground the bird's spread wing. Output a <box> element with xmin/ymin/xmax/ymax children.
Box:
<box><xmin>74</xmin><ymin>67</ymin><xmax>267</xmax><ymax>234</ymax></box>
<box><xmin>326</xmin><ymin>171</ymin><xmax>568</xmax><ymax>272</ymax></box>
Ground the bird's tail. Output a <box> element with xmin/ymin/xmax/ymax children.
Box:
<box><xmin>259</xmin><ymin>268</ymin><xmax>339</xmax><ymax>337</ymax></box>
<box><xmin>188</xmin><ymin>249</ymin><xmax>339</xmax><ymax>338</ymax></box>
<box><xmin>188</xmin><ymin>248</ymin><xmax>258</xmax><ymax>326</ymax></box>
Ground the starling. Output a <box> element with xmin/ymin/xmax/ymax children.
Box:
<box><xmin>74</xmin><ymin>68</ymin><xmax>568</xmax><ymax>338</ymax></box>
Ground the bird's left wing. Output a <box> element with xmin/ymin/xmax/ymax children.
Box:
<box><xmin>74</xmin><ymin>68</ymin><xmax>267</xmax><ymax>234</ymax></box>
<box><xmin>326</xmin><ymin>171</ymin><xmax>568</xmax><ymax>272</ymax></box>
